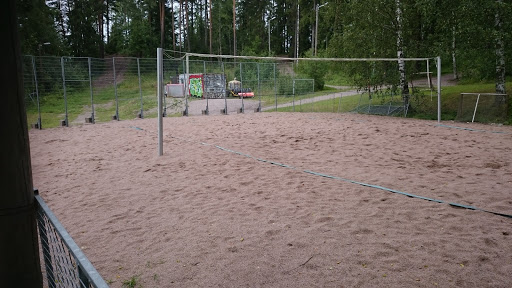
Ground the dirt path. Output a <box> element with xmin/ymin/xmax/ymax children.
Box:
<box><xmin>262</xmin><ymin>89</ymin><xmax>359</xmax><ymax>111</ymax></box>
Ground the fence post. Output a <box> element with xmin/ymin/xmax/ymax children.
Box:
<box><xmin>274</xmin><ymin>63</ymin><xmax>277</xmax><ymax>111</ymax></box>
<box><xmin>113</xmin><ymin>58</ymin><xmax>119</xmax><ymax>120</ymax></box>
<box><xmin>163</xmin><ymin>59</ymin><xmax>167</xmax><ymax>117</ymax></box>
<box><xmin>437</xmin><ymin>56</ymin><xmax>441</xmax><ymax>122</ymax></box>
<box><xmin>32</xmin><ymin>56</ymin><xmax>42</xmax><ymax>129</ymax></box>
<box><xmin>61</xmin><ymin>57</ymin><xmax>68</xmax><ymax>127</ymax></box>
<box><xmin>184</xmin><ymin>54</ymin><xmax>189</xmax><ymax>116</ymax></box>
<box><xmin>240</xmin><ymin>62</ymin><xmax>244</xmax><ymax>113</ymax></box>
<box><xmin>137</xmin><ymin>58</ymin><xmax>144</xmax><ymax>118</ymax></box>
<box><xmin>88</xmin><ymin>57</ymin><xmax>95</xmax><ymax>123</ymax></box>
<box><xmin>337</xmin><ymin>93</ymin><xmax>342</xmax><ymax>113</ymax></box>
<box><xmin>222</xmin><ymin>62</ymin><xmax>228</xmax><ymax>115</ymax></box>
<box><xmin>257</xmin><ymin>63</ymin><xmax>261</xmax><ymax>112</ymax></box>
<box><xmin>293</xmin><ymin>79</ymin><xmax>295</xmax><ymax>112</ymax></box>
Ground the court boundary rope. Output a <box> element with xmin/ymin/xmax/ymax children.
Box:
<box><xmin>128</xmin><ymin>125</ymin><xmax>512</xmax><ymax>220</ymax></box>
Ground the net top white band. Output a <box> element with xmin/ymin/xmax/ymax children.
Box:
<box><xmin>173</xmin><ymin>51</ymin><xmax>435</xmax><ymax>62</ymax></box>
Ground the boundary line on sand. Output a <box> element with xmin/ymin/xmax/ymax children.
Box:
<box><xmin>129</xmin><ymin>125</ymin><xmax>512</xmax><ymax>220</ymax></box>
<box><xmin>435</xmin><ymin>124</ymin><xmax>511</xmax><ymax>135</ymax></box>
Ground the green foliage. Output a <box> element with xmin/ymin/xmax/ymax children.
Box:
<box><xmin>17</xmin><ymin>0</ymin><xmax>62</xmax><ymax>56</ymax></box>
<box><xmin>67</xmin><ymin>0</ymin><xmax>102</xmax><ymax>57</ymax></box>
<box><xmin>17</xmin><ymin>0</ymin><xmax>512</xmax><ymax>116</ymax></box>
<box><xmin>296</xmin><ymin>51</ymin><xmax>327</xmax><ymax>90</ymax></box>
<box><xmin>122</xmin><ymin>275</ymin><xmax>139</xmax><ymax>288</ymax></box>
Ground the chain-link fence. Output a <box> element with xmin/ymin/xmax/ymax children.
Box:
<box><xmin>22</xmin><ymin>55</ymin><xmax>317</xmax><ymax>127</ymax></box>
<box><xmin>23</xmin><ymin>54</ymin><xmax>447</xmax><ymax>128</ymax></box>
<box><xmin>176</xmin><ymin>59</ymin><xmax>316</xmax><ymax>115</ymax></box>
<box><xmin>22</xmin><ymin>56</ymin><xmax>190</xmax><ymax>128</ymax></box>
<box><xmin>35</xmin><ymin>190</ymin><xmax>108</xmax><ymax>288</ymax></box>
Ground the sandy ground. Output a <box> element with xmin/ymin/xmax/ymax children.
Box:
<box><xmin>29</xmin><ymin>112</ymin><xmax>512</xmax><ymax>287</ymax></box>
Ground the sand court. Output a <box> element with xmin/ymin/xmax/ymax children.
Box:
<box><xmin>30</xmin><ymin>112</ymin><xmax>512</xmax><ymax>287</ymax></box>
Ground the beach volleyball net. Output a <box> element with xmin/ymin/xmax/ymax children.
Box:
<box><xmin>158</xmin><ymin>51</ymin><xmax>441</xmax><ymax>120</ymax></box>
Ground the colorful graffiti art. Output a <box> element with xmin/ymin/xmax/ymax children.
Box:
<box><xmin>189</xmin><ymin>77</ymin><xmax>203</xmax><ymax>98</ymax></box>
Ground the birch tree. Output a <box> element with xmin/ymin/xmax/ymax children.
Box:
<box><xmin>395</xmin><ymin>0</ymin><xmax>409</xmax><ymax>100</ymax></box>
<box><xmin>495</xmin><ymin>0</ymin><xmax>506</xmax><ymax>95</ymax></box>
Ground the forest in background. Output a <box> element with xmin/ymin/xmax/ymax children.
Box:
<box><xmin>17</xmin><ymin>0</ymin><xmax>511</xmax><ymax>92</ymax></box>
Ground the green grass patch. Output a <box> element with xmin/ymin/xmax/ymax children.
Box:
<box><xmin>275</xmin><ymin>78</ymin><xmax>511</xmax><ymax>124</ymax></box>
<box><xmin>25</xmin><ymin>73</ymin><xmax>511</xmax><ymax>128</ymax></box>
<box><xmin>275</xmin><ymin>92</ymin><xmax>361</xmax><ymax>113</ymax></box>
<box><xmin>259</xmin><ymin>86</ymin><xmax>341</xmax><ymax>108</ymax></box>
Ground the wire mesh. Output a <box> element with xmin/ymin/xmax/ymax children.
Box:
<box><xmin>35</xmin><ymin>194</ymin><xmax>108</xmax><ymax>288</ymax></box>
<box><xmin>22</xmin><ymin>54</ymin><xmax>444</xmax><ymax>125</ymax></box>
<box><xmin>456</xmin><ymin>93</ymin><xmax>508</xmax><ymax>123</ymax></box>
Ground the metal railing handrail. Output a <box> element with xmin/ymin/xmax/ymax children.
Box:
<box><xmin>35</xmin><ymin>190</ymin><xmax>109</xmax><ymax>288</ymax></box>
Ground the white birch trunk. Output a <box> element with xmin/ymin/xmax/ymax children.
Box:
<box><xmin>495</xmin><ymin>0</ymin><xmax>506</xmax><ymax>95</ymax></box>
<box><xmin>209</xmin><ymin>0</ymin><xmax>212</xmax><ymax>54</ymax></box>
<box><xmin>396</xmin><ymin>0</ymin><xmax>409</xmax><ymax>101</ymax></box>
<box><xmin>452</xmin><ymin>16</ymin><xmax>458</xmax><ymax>80</ymax></box>
<box><xmin>178</xmin><ymin>0</ymin><xmax>182</xmax><ymax>52</ymax></box>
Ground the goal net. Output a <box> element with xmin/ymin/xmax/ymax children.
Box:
<box><xmin>456</xmin><ymin>93</ymin><xmax>508</xmax><ymax>123</ymax></box>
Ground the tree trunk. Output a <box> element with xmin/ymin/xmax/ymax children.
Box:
<box><xmin>185</xmin><ymin>0</ymin><xmax>190</xmax><ymax>52</ymax></box>
<box><xmin>495</xmin><ymin>0</ymin><xmax>506</xmax><ymax>95</ymax></box>
<box><xmin>295</xmin><ymin>2</ymin><xmax>299</xmax><ymax>59</ymax></box>
<box><xmin>160</xmin><ymin>0</ymin><xmax>165</xmax><ymax>48</ymax></box>
<box><xmin>0</xmin><ymin>0</ymin><xmax>42</xmax><ymax>286</ymax></box>
<box><xmin>106</xmin><ymin>0</ymin><xmax>110</xmax><ymax>43</ymax></box>
<box><xmin>233</xmin><ymin>0</ymin><xmax>237</xmax><ymax>56</ymax></box>
<box><xmin>452</xmin><ymin>24</ymin><xmax>457</xmax><ymax>80</ymax></box>
<box><xmin>312</xmin><ymin>0</ymin><xmax>316</xmax><ymax>52</ymax></box>
<box><xmin>172</xmin><ymin>0</ymin><xmax>176</xmax><ymax>56</ymax></box>
<box><xmin>209</xmin><ymin>0</ymin><xmax>212</xmax><ymax>54</ymax></box>
<box><xmin>395</xmin><ymin>0</ymin><xmax>409</xmax><ymax>104</ymax></box>
<box><xmin>98</xmin><ymin>0</ymin><xmax>104</xmax><ymax>58</ymax></box>
<box><xmin>179</xmin><ymin>0</ymin><xmax>182</xmax><ymax>52</ymax></box>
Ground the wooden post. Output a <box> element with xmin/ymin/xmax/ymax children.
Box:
<box><xmin>0</xmin><ymin>0</ymin><xmax>43</xmax><ymax>286</ymax></box>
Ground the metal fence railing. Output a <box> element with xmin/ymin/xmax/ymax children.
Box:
<box><xmin>22</xmin><ymin>55</ymin><xmax>319</xmax><ymax>127</ymax></box>
<box><xmin>35</xmin><ymin>190</ymin><xmax>108</xmax><ymax>288</ymax></box>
